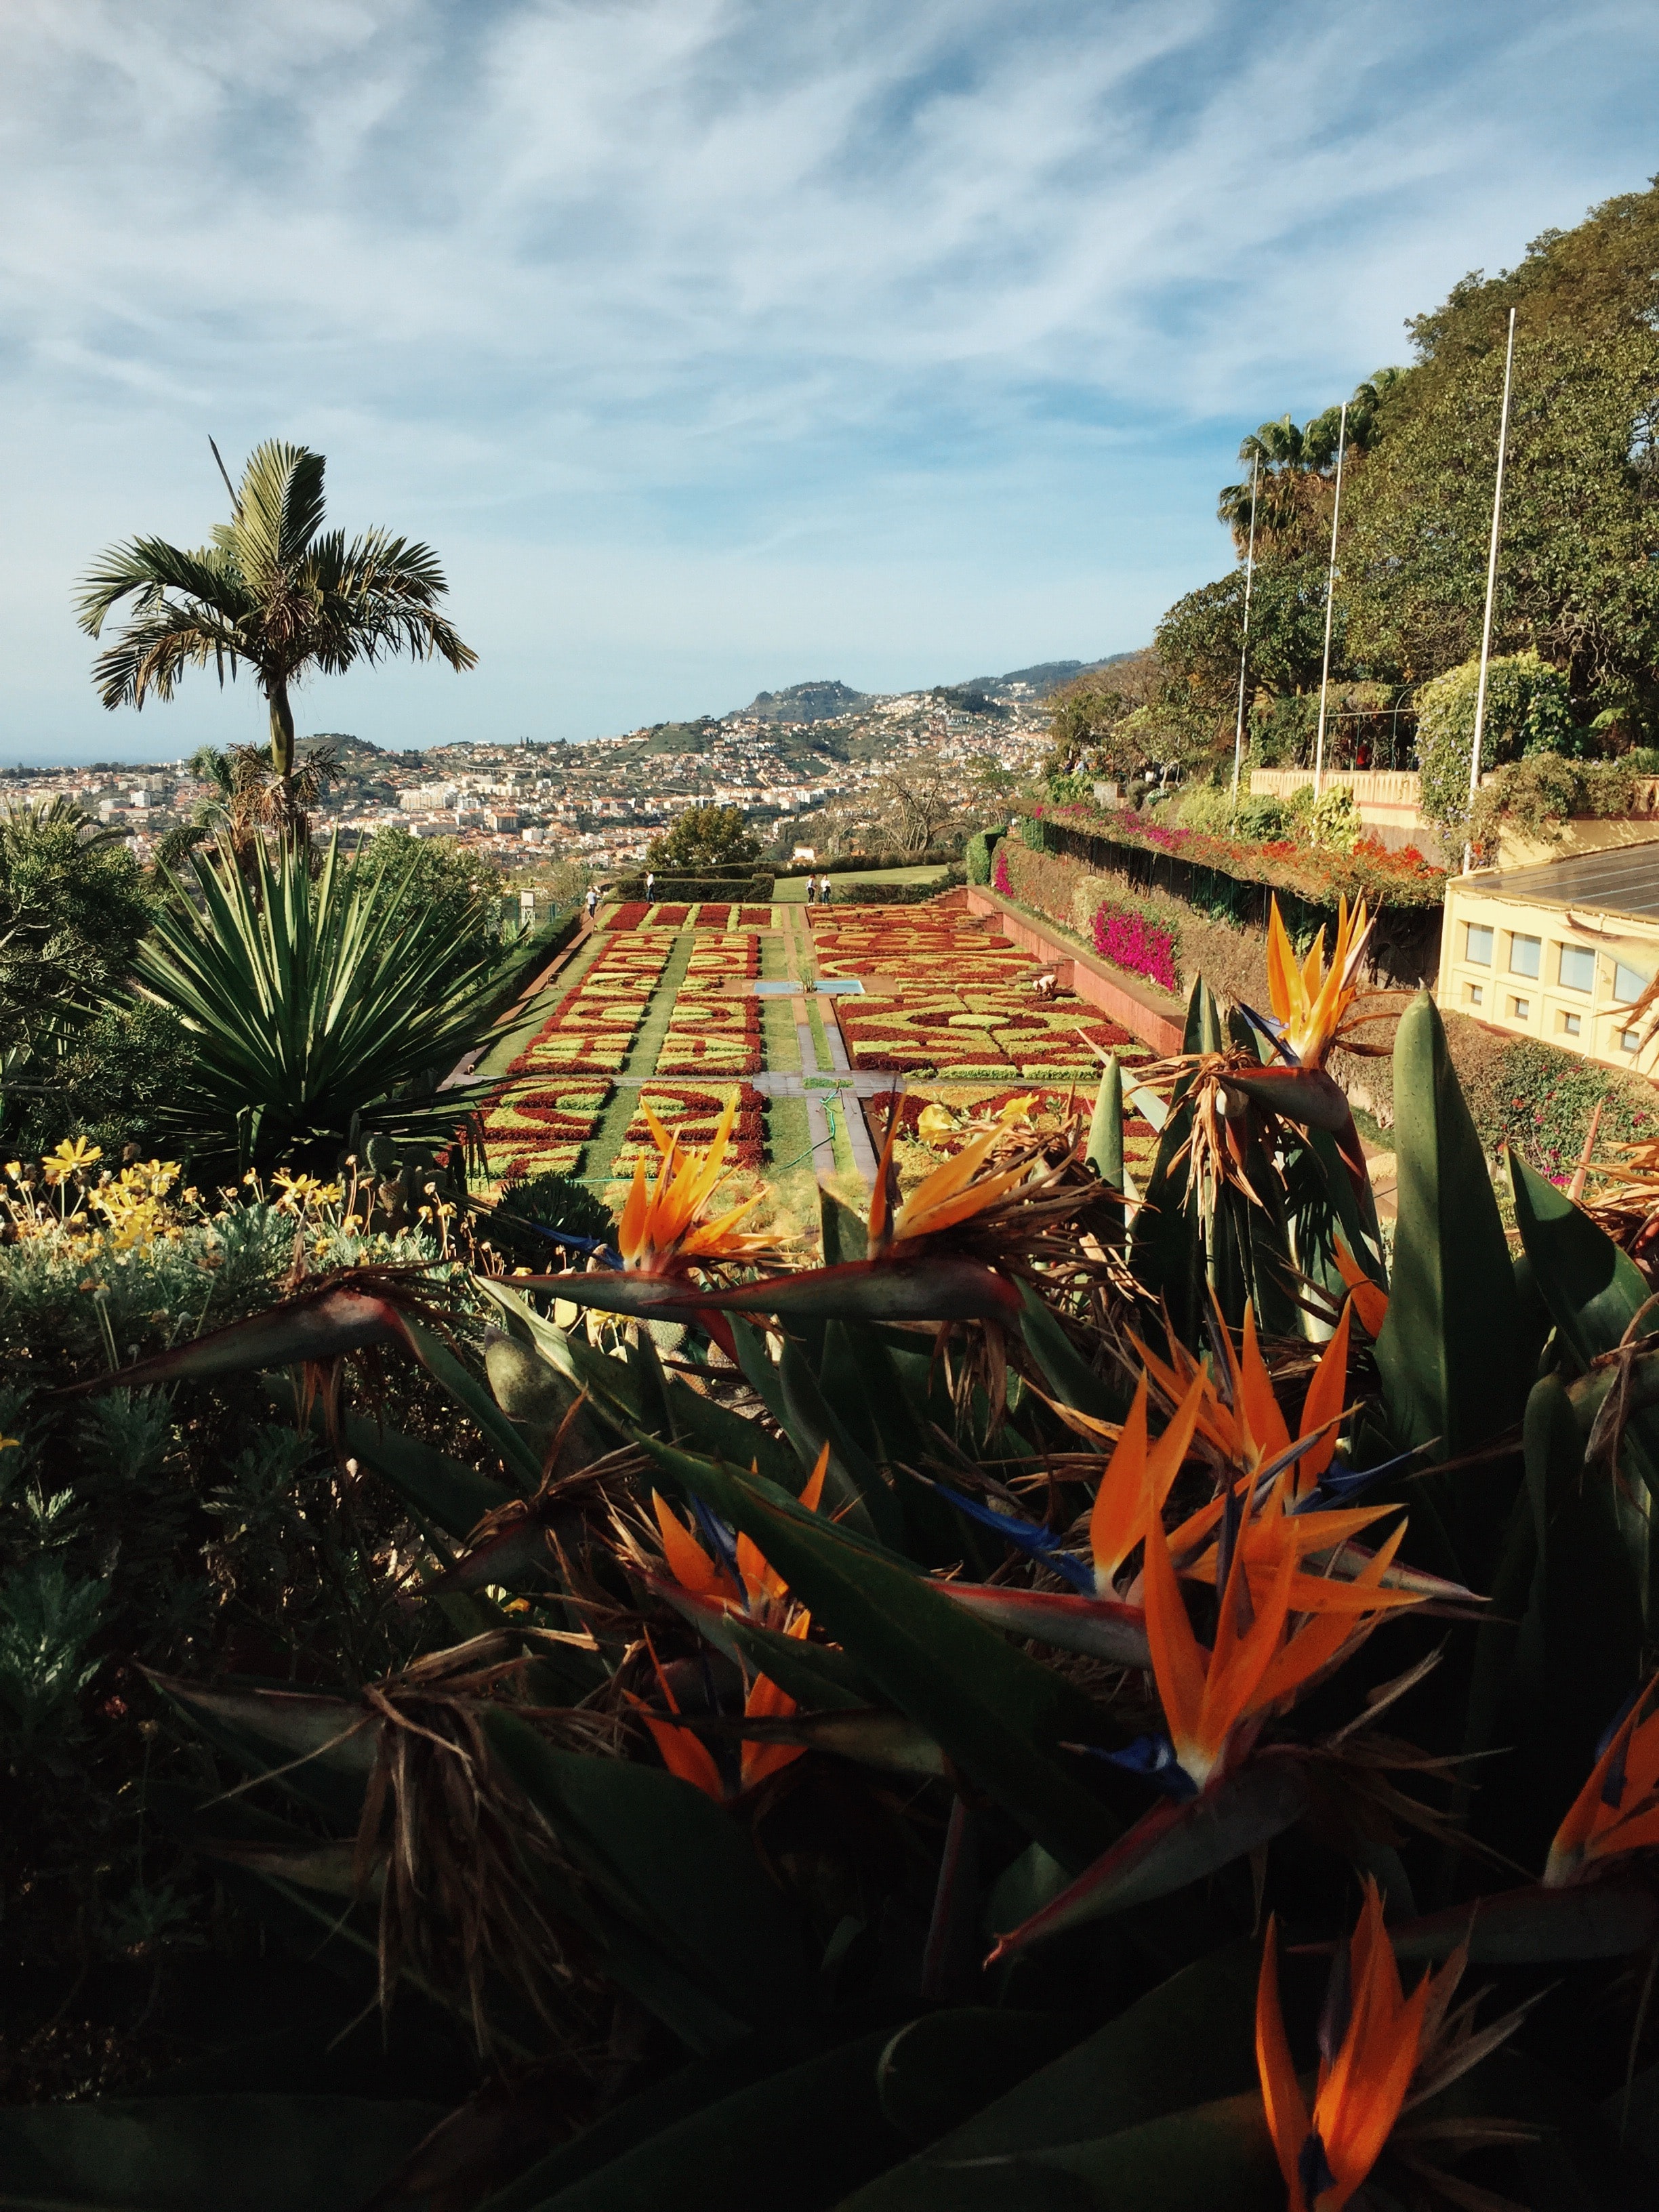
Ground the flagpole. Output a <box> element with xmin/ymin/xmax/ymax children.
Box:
<box><xmin>1311</xmin><ymin>402</ymin><xmax>1347</xmax><ymax>800</ymax></box>
<box><xmin>1229</xmin><ymin>451</ymin><xmax>1261</xmax><ymax>821</ymax></box>
<box><xmin>1462</xmin><ymin>306</ymin><xmax>1518</xmax><ymax>875</ymax></box>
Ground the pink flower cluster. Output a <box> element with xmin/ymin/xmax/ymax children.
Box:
<box><xmin>1092</xmin><ymin>903</ymin><xmax>1179</xmax><ymax>993</ymax></box>
<box><xmin>992</xmin><ymin>844</ymin><xmax>1012</xmax><ymax>895</ymax></box>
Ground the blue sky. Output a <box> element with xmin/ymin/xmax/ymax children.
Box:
<box><xmin>3</xmin><ymin>0</ymin><xmax>1658</xmax><ymax>764</ymax></box>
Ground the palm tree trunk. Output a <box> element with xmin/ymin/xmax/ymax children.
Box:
<box><xmin>267</xmin><ymin>682</ymin><xmax>295</xmax><ymax>779</ymax></box>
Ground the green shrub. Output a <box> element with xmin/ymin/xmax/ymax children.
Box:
<box><xmin>964</xmin><ymin>829</ymin><xmax>1001</xmax><ymax>884</ymax></box>
<box><xmin>1417</xmin><ymin>651</ymin><xmax>1580</xmax><ymax>837</ymax></box>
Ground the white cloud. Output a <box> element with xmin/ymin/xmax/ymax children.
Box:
<box><xmin>1</xmin><ymin>0</ymin><xmax>1657</xmax><ymax>755</ymax></box>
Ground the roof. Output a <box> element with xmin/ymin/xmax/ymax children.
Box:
<box><xmin>1479</xmin><ymin>842</ymin><xmax>1659</xmax><ymax>922</ymax></box>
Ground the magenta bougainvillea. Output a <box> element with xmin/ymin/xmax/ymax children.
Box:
<box><xmin>992</xmin><ymin>844</ymin><xmax>1012</xmax><ymax>895</ymax></box>
<box><xmin>1092</xmin><ymin>902</ymin><xmax>1179</xmax><ymax>993</ymax></box>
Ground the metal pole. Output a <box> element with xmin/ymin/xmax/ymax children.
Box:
<box><xmin>1462</xmin><ymin>306</ymin><xmax>1519</xmax><ymax>875</ymax></box>
<box><xmin>1311</xmin><ymin>403</ymin><xmax>1347</xmax><ymax>800</ymax></box>
<box><xmin>1229</xmin><ymin>451</ymin><xmax>1261</xmax><ymax>819</ymax></box>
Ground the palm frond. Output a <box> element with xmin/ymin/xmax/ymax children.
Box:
<box><xmin>232</xmin><ymin>441</ymin><xmax>328</xmax><ymax>585</ymax></box>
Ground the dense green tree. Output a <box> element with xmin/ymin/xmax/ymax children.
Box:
<box><xmin>355</xmin><ymin>826</ymin><xmax>506</xmax><ymax>992</ymax></box>
<box><xmin>0</xmin><ymin>799</ymin><xmax>153</xmax><ymax>1052</ymax></box>
<box><xmin>1343</xmin><ymin>184</ymin><xmax>1659</xmax><ymax>710</ymax></box>
<box><xmin>646</xmin><ymin>804</ymin><xmax>761</xmax><ymax>872</ymax></box>
<box><xmin>76</xmin><ymin>441</ymin><xmax>476</xmax><ymax>783</ymax></box>
<box><xmin>0</xmin><ymin>798</ymin><xmax>174</xmax><ymax>1155</ymax></box>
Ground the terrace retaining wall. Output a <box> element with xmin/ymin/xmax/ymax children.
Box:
<box><xmin>962</xmin><ymin>886</ymin><xmax>1185</xmax><ymax>1055</ymax></box>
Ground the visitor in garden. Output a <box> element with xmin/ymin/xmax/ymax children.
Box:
<box><xmin>805</xmin><ymin>873</ymin><xmax>815</xmax><ymax>903</ymax></box>
<box><xmin>584</xmin><ymin>884</ymin><xmax>598</xmax><ymax>922</ymax></box>
<box><xmin>645</xmin><ymin>869</ymin><xmax>655</xmax><ymax>901</ymax></box>
<box><xmin>819</xmin><ymin>874</ymin><xmax>832</xmax><ymax>903</ymax></box>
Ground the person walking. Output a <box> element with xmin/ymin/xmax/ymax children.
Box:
<box><xmin>805</xmin><ymin>872</ymin><xmax>816</xmax><ymax>905</ymax></box>
<box><xmin>584</xmin><ymin>884</ymin><xmax>598</xmax><ymax>924</ymax></box>
<box><xmin>644</xmin><ymin>869</ymin><xmax>655</xmax><ymax>902</ymax></box>
<box><xmin>819</xmin><ymin>874</ymin><xmax>832</xmax><ymax>905</ymax></box>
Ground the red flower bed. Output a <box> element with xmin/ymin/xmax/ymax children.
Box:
<box><xmin>698</xmin><ymin>903</ymin><xmax>731</xmax><ymax>928</ymax></box>
<box><xmin>605</xmin><ymin>903</ymin><xmax>650</xmax><ymax>931</ymax></box>
<box><xmin>738</xmin><ymin>905</ymin><xmax>775</xmax><ymax>926</ymax></box>
<box><xmin>612</xmin><ymin>1082</ymin><xmax>767</xmax><ymax>1172</ymax></box>
<box><xmin>654</xmin><ymin>904</ymin><xmax>691</xmax><ymax>927</ymax></box>
<box><xmin>1017</xmin><ymin>801</ymin><xmax>1446</xmax><ymax>907</ymax></box>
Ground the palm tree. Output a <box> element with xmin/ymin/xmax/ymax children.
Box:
<box><xmin>1216</xmin><ymin>371</ymin><xmax>1410</xmax><ymax>553</ymax></box>
<box><xmin>76</xmin><ymin>441</ymin><xmax>476</xmax><ymax>782</ymax></box>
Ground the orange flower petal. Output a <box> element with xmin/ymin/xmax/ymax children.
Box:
<box><xmin>1255</xmin><ymin>1915</ymin><xmax>1312</xmax><ymax>2202</ymax></box>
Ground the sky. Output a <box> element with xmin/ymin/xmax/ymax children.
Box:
<box><xmin>3</xmin><ymin>1</ymin><xmax>1658</xmax><ymax>765</ymax></box>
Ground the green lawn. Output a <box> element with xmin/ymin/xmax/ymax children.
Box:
<box><xmin>775</xmin><ymin>864</ymin><xmax>949</xmax><ymax>903</ymax></box>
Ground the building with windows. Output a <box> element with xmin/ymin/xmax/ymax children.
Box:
<box><xmin>1437</xmin><ymin>847</ymin><xmax>1659</xmax><ymax>1073</ymax></box>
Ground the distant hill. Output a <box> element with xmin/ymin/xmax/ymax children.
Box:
<box><xmin>742</xmin><ymin>680</ymin><xmax>871</xmax><ymax>723</ymax></box>
<box><xmin>956</xmin><ymin>654</ymin><xmax>1139</xmax><ymax>700</ymax></box>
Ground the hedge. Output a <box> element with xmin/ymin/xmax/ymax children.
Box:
<box><xmin>1014</xmin><ymin>798</ymin><xmax>1447</xmax><ymax>914</ymax></box>
<box><xmin>610</xmin><ymin>874</ymin><xmax>776</xmax><ymax>901</ymax></box>
<box><xmin>965</xmin><ymin>830</ymin><xmax>1002</xmax><ymax>884</ymax></box>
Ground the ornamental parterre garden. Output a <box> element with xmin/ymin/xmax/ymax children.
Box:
<box><xmin>476</xmin><ymin>896</ymin><xmax>1155</xmax><ymax>1193</ymax></box>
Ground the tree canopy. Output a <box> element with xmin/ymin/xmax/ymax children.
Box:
<box><xmin>1126</xmin><ymin>178</ymin><xmax>1659</xmax><ymax>783</ymax></box>
<box><xmin>646</xmin><ymin>804</ymin><xmax>762</xmax><ymax>872</ymax></box>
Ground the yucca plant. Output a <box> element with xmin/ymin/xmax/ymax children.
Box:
<box><xmin>133</xmin><ymin>831</ymin><xmax>512</xmax><ymax>1176</ymax></box>
<box><xmin>16</xmin><ymin>922</ymin><xmax>1659</xmax><ymax>2209</ymax></box>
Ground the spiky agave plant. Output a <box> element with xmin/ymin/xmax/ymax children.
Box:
<box><xmin>132</xmin><ymin>831</ymin><xmax>511</xmax><ymax>1176</ymax></box>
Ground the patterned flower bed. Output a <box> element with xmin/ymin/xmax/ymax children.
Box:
<box><xmin>478</xmin><ymin>1084</ymin><xmax>610</xmax><ymax>1185</ymax></box>
<box><xmin>657</xmin><ymin>933</ymin><xmax>763</xmax><ymax>1073</ymax></box>
<box><xmin>604</xmin><ymin>903</ymin><xmax>650</xmax><ymax>931</ymax></box>
<box><xmin>811</xmin><ymin>907</ymin><xmax>1153</xmax><ymax>1078</ymax></box>
<box><xmin>876</xmin><ymin>1080</ymin><xmax>1160</xmax><ymax>1172</ymax></box>
<box><xmin>508</xmin><ymin>931</ymin><xmax>677</xmax><ymax>1078</ymax></box>
<box><xmin>609</xmin><ymin>1082</ymin><xmax>768</xmax><ymax>1175</ymax></box>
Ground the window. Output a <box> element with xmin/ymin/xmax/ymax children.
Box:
<box><xmin>1559</xmin><ymin>944</ymin><xmax>1595</xmax><ymax>994</ymax></box>
<box><xmin>1616</xmin><ymin>960</ymin><xmax>1653</xmax><ymax>1006</ymax></box>
<box><xmin>1465</xmin><ymin>983</ymin><xmax>1484</xmax><ymax>1006</ymax></box>
<box><xmin>1510</xmin><ymin>996</ymin><xmax>1531</xmax><ymax>1019</ymax></box>
<box><xmin>1558</xmin><ymin>1011</ymin><xmax>1582</xmax><ymax>1036</ymax></box>
<box><xmin>1509</xmin><ymin>934</ymin><xmax>1541</xmax><ymax>978</ymax></box>
<box><xmin>1465</xmin><ymin>923</ymin><xmax>1494</xmax><ymax>966</ymax></box>
<box><xmin>1621</xmin><ymin>1029</ymin><xmax>1643</xmax><ymax>1054</ymax></box>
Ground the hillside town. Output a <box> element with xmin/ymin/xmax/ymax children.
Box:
<box><xmin>2</xmin><ymin>665</ymin><xmax>1069</xmax><ymax>870</ymax></box>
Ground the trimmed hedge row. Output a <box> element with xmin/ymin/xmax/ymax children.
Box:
<box><xmin>610</xmin><ymin>874</ymin><xmax>776</xmax><ymax>901</ymax></box>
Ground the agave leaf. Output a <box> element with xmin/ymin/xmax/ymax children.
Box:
<box><xmin>1374</xmin><ymin>991</ymin><xmax>1528</xmax><ymax>1582</ymax></box>
<box><xmin>636</xmin><ymin>1438</ymin><xmax>1118</xmax><ymax>1871</ymax></box>
<box><xmin>876</xmin><ymin>2010</ymin><xmax>1087</xmax><ymax>2148</ymax></box>
<box><xmin>838</xmin><ymin>1942</ymin><xmax>1262</xmax><ymax>2211</ymax></box>
<box><xmin>1016</xmin><ymin>1279</ymin><xmax>1130</xmax><ymax>1424</ymax></box>
<box><xmin>0</xmin><ymin>2093</ymin><xmax>447</xmax><ymax>2212</ymax></box>
<box><xmin>1085</xmin><ymin>1057</ymin><xmax>1124</xmax><ymax>1192</ymax></box>
<box><xmin>58</xmin><ymin>1286</ymin><xmax>419</xmax><ymax>1397</ymax></box>
<box><xmin>1510</xmin><ymin>1150</ymin><xmax>1653</xmax><ymax>1371</ymax></box>
<box><xmin>933</xmin><ymin>1582</ymin><xmax>1151</xmax><ymax>1669</ymax></box>
<box><xmin>272</xmin><ymin>1383</ymin><xmax>512</xmax><ymax>1542</ymax></box>
<box><xmin>518</xmin><ymin>1257</ymin><xmax>1022</xmax><ymax>1324</ymax></box>
<box><xmin>400</xmin><ymin>1315</ymin><xmax>543</xmax><ymax>1490</ymax></box>
<box><xmin>149</xmin><ymin>1673</ymin><xmax>373</xmax><ymax>1828</ymax></box>
<box><xmin>481</xmin><ymin>1709</ymin><xmax>811</xmax><ymax>2033</ymax></box>
<box><xmin>729</xmin><ymin>1708</ymin><xmax>947</xmax><ymax>1777</ymax></box>
<box><xmin>1386</xmin><ymin>1877</ymin><xmax>1659</xmax><ymax>1963</ymax></box>
<box><xmin>480</xmin><ymin>2030</ymin><xmax>904</xmax><ymax>2212</ymax></box>
<box><xmin>987</xmin><ymin>1755</ymin><xmax>1311</xmax><ymax>1957</ymax></box>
